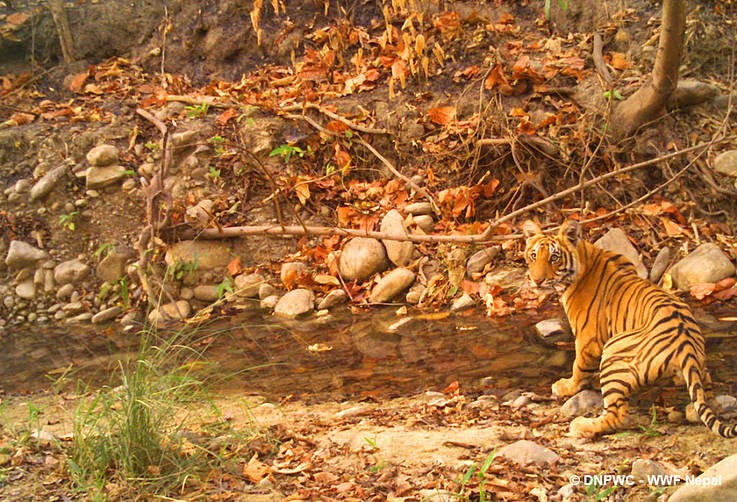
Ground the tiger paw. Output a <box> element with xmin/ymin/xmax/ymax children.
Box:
<box><xmin>551</xmin><ymin>377</ymin><xmax>578</xmax><ymax>398</ymax></box>
<box><xmin>569</xmin><ymin>416</ymin><xmax>600</xmax><ymax>438</ymax></box>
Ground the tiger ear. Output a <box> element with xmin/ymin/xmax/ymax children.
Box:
<box><xmin>558</xmin><ymin>220</ymin><xmax>580</xmax><ymax>245</ymax></box>
<box><xmin>522</xmin><ymin>220</ymin><xmax>542</xmax><ymax>238</ymax></box>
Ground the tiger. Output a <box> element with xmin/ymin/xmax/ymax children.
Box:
<box><xmin>522</xmin><ymin>219</ymin><xmax>737</xmax><ymax>438</ymax></box>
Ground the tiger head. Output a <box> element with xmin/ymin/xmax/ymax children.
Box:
<box><xmin>522</xmin><ymin>219</ymin><xmax>580</xmax><ymax>287</ymax></box>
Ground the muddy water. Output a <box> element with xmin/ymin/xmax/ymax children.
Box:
<box><xmin>2</xmin><ymin>306</ymin><xmax>736</xmax><ymax>403</ymax></box>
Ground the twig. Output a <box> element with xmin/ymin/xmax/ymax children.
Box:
<box><xmin>593</xmin><ymin>32</ymin><xmax>612</xmax><ymax>85</ymax></box>
<box><xmin>305</xmin><ymin>103</ymin><xmax>389</xmax><ymax>135</ymax></box>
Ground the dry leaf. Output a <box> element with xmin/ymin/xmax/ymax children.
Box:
<box><xmin>242</xmin><ymin>454</ymin><xmax>271</xmax><ymax>483</ymax></box>
<box><xmin>660</xmin><ymin>217</ymin><xmax>684</xmax><ymax>237</ymax></box>
<box><xmin>227</xmin><ymin>257</ymin><xmax>242</xmax><ymax>276</ymax></box>
<box><xmin>68</xmin><ymin>73</ymin><xmax>88</xmax><ymax>93</ymax></box>
<box><xmin>428</xmin><ymin>105</ymin><xmax>456</xmax><ymax>125</ymax></box>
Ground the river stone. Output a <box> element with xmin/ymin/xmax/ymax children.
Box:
<box><xmin>594</xmin><ymin>228</ymin><xmax>647</xmax><ymax>278</ymax></box>
<box><xmin>96</xmin><ymin>247</ymin><xmax>134</xmax><ymax>283</ymax></box>
<box><xmin>534</xmin><ymin>318</ymin><xmax>572</xmax><ymax>341</ymax></box>
<box><xmin>667</xmin><ymin>243</ymin><xmax>735</xmax><ymax>289</ymax></box>
<box><xmin>54</xmin><ymin>258</ymin><xmax>90</xmax><ymax>285</ymax></box>
<box><xmin>404</xmin><ymin>202</ymin><xmax>434</xmax><ymax>215</ymax></box>
<box><xmin>669</xmin><ymin>79</ymin><xmax>720</xmax><ymax>109</ymax></box>
<box><xmin>193</xmin><ymin>284</ymin><xmax>221</xmax><ymax>302</ymax></box>
<box><xmin>405</xmin><ymin>283</ymin><xmax>425</xmax><ymax>304</ymax></box>
<box><xmin>235</xmin><ymin>272</ymin><xmax>265</xmax><ymax>297</ymax></box>
<box><xmin>86</xmin><ymin>144</ymin><xmax>119</xmax><ymax>166</ymax></box>
<box><xmin>86</xmin><ymin>165</ymin><xmax>128</xmax><ymax>189</ymax></box>
<box><xmin>669</xmin><ymin>454</ymin><xmax>737</xmax><ymax>502</ymax></box>
<box><xmin>259</xmin><ymin>283</ymin><xmax>275</xmax><ymax>299</ymax></box>
<box><xmin>412</xmin><ymin>214</ymin><xmax>435</xmax><ymax>233</ymax></box>
<box><xmin>14</xmin><ymin>177</ymin><xmax>33</xmax><ymax>193</ymax></box>
<box><xmin>29</xmin><ymin>165</ymin><xmax>67</xmax><ymax>201</ymax></box>
<box><xmin>466</xmin><ymin>246</ymin><xmax>500</xmax><ymax>276</ymax></box>
<box><xmin>338</xmin><ymin>237</ymin><xmax>388</xmax><ymax>281</ymax></box>
<box><xmin>318</xmin><ymin>289</ymin><xmax>349</xmax><ymax>310</ymax></box>
<box><xmin>148</xmin><ymin>300</ymin><xmax>191</xmax><ymax>324</ymax></box>
<box><xmin>714</xmin><ymin>150</ymin><xmax>737</xmax><ymax>177</ymax></box>
<box><xmin>497</xmin><ymin>440</ymin><xmax>559</xmax><ymax>467</ymax></box>
<box><xmin>631</xmin><ymin>459</ymin><xmax>669</xmax><ymax>483</ymax></box>
<box><xmin>560</xmin><ymin>390</ymin><xmax>604</xmax><ymax>417</ymax></box>
<box><xmin>280</xmin><ymin>261</ymin><xmax>307</xmax><ymax>286</ymax></box>
<box><xmin>380</xmin><ymin>209</ymin><xmax>415</xmax><ymax>267</ymax></box>
<box><xmin>450</xmin><ymin>293</ymin><xmax>475</xmax><ymax>312</ymax></box>
<box><xmin>260</xmin><ymin>294</ymin><xmax>280</xmax><ymax>310</ymax></box>
<box><xmin>165</xmin><ymin>240</ymin><xmax>232</xmax><ymax>271</ymax></box>
<box><xmin>91</xmin><ymin>306</ymin><xmax>123</xmax><ymax>324</ymax></box>
<box><xmin>369</xmin><ymin>268</ymin><xmax>416</xmax><ymax>303</ymax></box>
<box><xmin>649</xmin><ymin>246</ymin><xmax>671</xmax><ymax>283</ymax></box>
<box><xmin>715</xmin><ymin>394</ymin><xmax>737</xmax><ymax>413</ymax></box>
<box><xmin>5</xmin><ymin>240</ymin><xmax>49</xmax><ymax>269</ymax></box>
<box><xmin>274</xmin><ymin>288</ymin><xmax>315</xmax><ymax>318</ymax></box>
<box><xmin>15</xmin><ymin>280</ymin><xmax>36</xmax><ymax>300</ymax></box>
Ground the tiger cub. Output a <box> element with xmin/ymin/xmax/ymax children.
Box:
<box><xmin>522</xmin><ymin>219</ymin><xmax>737</xmax><ymax>438</ymax></box>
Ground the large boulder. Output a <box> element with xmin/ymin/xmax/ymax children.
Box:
<box><xmin>667</xmin><ymin>243</ymin><xmax>735</xmax><ymax>289</ymax></box>
<box><xmin>594</xmin><ymin>228</ymin><xmax>647</xmax><ymax>278</ymax></box>
<box><xmin>5</xmin><ymin>240</ymin><xmax>49</xmax><ymax>269</ymax></box>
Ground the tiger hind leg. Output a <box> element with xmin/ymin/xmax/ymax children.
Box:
<box><xmin>569</xmin><ymin>359</ymin><xmax>636</xmax><ymax>437</ymax></box>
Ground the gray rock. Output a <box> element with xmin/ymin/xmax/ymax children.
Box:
<box><xmin>280</xmin><ymin>261</ymin><xmax>307</xmax><ymax>286</ymax></box>
<box><xmin>466</xmin><ymin>247</ymin><xmax>500</xmax><ymax>276</ymax></box>
<box><xmin>484</xmin><ymin>267</ymin><xmax>527</xmax><ymax>290</ymax></box>
<box><xmin>148</xmin><ymin>300</ymin><xmax>191</xmax><ymax>324</ymax></box>
<box><xmin>450</xmin><ymin>293</ymin><xmax>475</xmax><ymax>312</ymax></box>
<box><xmin>66</xmin><ymin>312</ymin><xmax>94</xmax><ymax>323</ymax></box>
<box><xmin>369</xmin><ymin>268</ymin><xmax>416</xmax><ymax>303</ymax></box>
<box><xmin>714</xmin><ymin>150</ymin><xmax>737</xmax><ymax>177</ymax></box>
<box><xmin>715</xmin><ymin>395</ymin><xmax>737</xmax><ymax>413</ymax></box>
<box><xmin>29</xmin><ymin>166</ymin><xmax>67</xmax><ymax>201</ymax></box>
<box><xmin>380</xmin><ymin>209</ymin><xmax>415</xmax><ymax>267</ymax></box>
<box><xmin>86</xmin><ymin>144</ymin><xmax>119</xmax><ymax>166</ymax></box>
<box><xmin>412</xmin><ymin>214</ymin><xmax>435</xmax><ymax>233</ymax></box>
<box><xmin>405</xmin><ymin>283</ymin><xmax>425</xmax><ymax>304</ymax></box>
<box><xmin>534</xmin><ymin>318</ymin><xmax>572</xmax><ymax>341</ymax></box>
<box><xmin>318</xmin><ymin>289</ymin><xmax>349</xmax><ymax>310</ymax></box>
<box><xmin>260</xmin><ymin>294</ymin><xmax>280</xmax><ymax>310</ymax></box>
<box><xmin>235</xmin><ymin>272</ymin><xmax>265</xmax><ymax>298</ymax></box>
<box><xmin>650</xmin><ymin>246</ymin><xmax>671</xmax><ymax>283</ymax></box>
<box><xmin>404</xmin><ymin>202</ymin><xmax>434</xmax><ymax>215</ymax></box>
<box><xmin>14</xmin><ymin>178</ymin><xmax>33</xmax><ymax>193</ymax></box>
<box><xmin>54</xmin><ymin>258</ymin><xmax>90</xmax><ymax>285</ymax></box>
<box><xmin>91</xmin><ymin>306</ymin><xmax>123</xmax><ymax>324</ymax></box>
<box><xmin>165</xmin><ymin>240</ymin><xmax>233</xmax><ymax>271</ymax></box>
<box><xmin>497</xmin><ymin>440</ymin><xmax>559</xmax><ymax>467</ymax></box>
<box><xmin>631</xmin><ymin>459</ymin><xmax>669</xmax><ymax>483</ymax></box>
<box><xmin>258</xmin><ymin>283</ymin><xmax>275</xmax><ymax>300</ymax></box>
<box><xmin>667</xmin><ymin>243</ymin><xmax>735</xmax><ymax>289</ymax></box>
<box><xmin>669</xmin><ymin>453</ymin><xmax>737</xmax><ymax>502</ymax></box>
<box><xmin>274</xmin><ymin>289</ymin><xmax>315</xmax><ymax>318</ymax></box>
<box><xmin>193</xmin><ymin>284</ymin><xmax>221</xmax><ymax>302</ymax></box>
<box><xmin>560</xmin><ymin>390</ymin><xmax>604</xmax><ymax>417</ymax></box>
<box><xmin>85</xmin><ymin>165</ymin><xmax>128</xmax><ymax>189</ymax></box>
<box><xmin>15</xmin><ymin>280</ymin><xmax>35</xmax><ymax>300</ymax></box>
<box><xmin>62</xmin><ymin>301</ymin><xmax>84</xmax><ymax>314</ymax></box>
<box><xmin>5</xmin><ymin>240</ymin><xmax>49</xmax><ymax>269</ymax></box>
<box><xmin>96</xmin><ymin>245</ymin><xmax>135</xmax><ymax>283</ymax></box>
<box><xmin>669</xmin><ymin>79</ymin><xmax>720</xmax><ymax>109</ymax></box>
<box><xmin>56</xmin><ymin>283</ymin><xmax>75</xmax><ymax>300</ymax></box>
<box><xmin>338</xmin><ymin>237</ymin><xmax>388</xmax><ymax>281</ymax></box>
<box><xmin>594</xmin><ymin>228</ymin><xmax>647</xmax><ymax>278</ymax></box>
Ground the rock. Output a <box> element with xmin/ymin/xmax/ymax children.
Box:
<box><xmin>86</xmin><ymin>144</ymin><xmax>119</xmax><ymax>166</ymax></box>
<box><xmin>258</xmin><ymin>283</ymin><xmax>275</xmax><ymax>299</ymax></box>
<box><xmin>450</xmin><ymin>293</ymin><xmax>475</xmax><ymax>312</ymax></box>
<box><xmin>5</xmin><ymin>240</ymin><xmax>49</xmax><ymax>269</ymax></box>
<box><xmin>171</xmin><ymin>130</ymin><xmax>198</xmax><ymax>147</ymax></box>
<box><xmin>235</xmin><ymin>273</ymin><xmax>265</xmax><ymax>298</ymax></box>
<box><xmin>650</xmin><ymin>246</ymin><xmax>671</xmax><ymax>283</ymax></box>
<box><xmin>560</xmin><ymin>390</ymin><xmax>604</xmax><ymax>417</ymax></box>
<box><xmin>54</xmin><ymin>259</ymin><xmax>90</xmax><ymax>285</ymax></box>
<box><xmin>405</xmin><ymin>283</ymin><xmax>425</xmax><ymax>304</ymax></box>
<box><xmin>15</xmin><ymin>280</ymin><xmax>35</xmax><ymax>300</ymax></box>
<box><xmin>85</xmin><ymin>165</ymin><xmax>128</xmax><ymax>189</ymax></box>
<box><xmin>404</xmin><ymin>202</ymin><xmax>434</xmax><ymax>215</ymax></box>
<box><xmin>667</xmin><ymin>243</ymin><xmax>735</xmax><ymax>289</ymax></box>
<box><xmin>318</xmin><ymin>289</ymin><xmax>349</xmax><ymax>310</ymax></box>
<box><xmin>412</xmin><ymin>214</ymin><xmax>435</xmax><ymax>233</ymax></box>
<box><xmin>91</xmin><ymin>306</ymin><xmax>123</xmax><ymax>324</ymax></box>
<box><xmin>714</xmin><ymin>150</ymin><xmax>737</xmax><ymax>177</ymax></box>
<box><xmin>631</xmin><ymin>459</ymin><xmax>670</xmax><ymax>483</ymax></box>
<box><xmin>56</xmin><ymin>283</ymin><xmax>75</xmax><ymax>300</ymax></box>
<box><xmin>669</xmin><ymin>454</ymin><xmax>737</xmax><ymax>502</ymax></box>
<box><xmin>466</xmin><ymin>247</ymin><xmax>500</xmax><ymax>276</ymax></box>
<box><xmin>715</xmin><ymin>395</ymin><xmax>737</xmax><ymax>413</ymax></box>
<box><xmin>14</xmin><ymin>177</ymin><xmax>33</xmax><ymax>193</ymax></box>
<box><xmin>280</xmin><ymin>261</ymin><xmax>307</xmax><ymax>286</ymax></box>
<box><xmin>369</xmin><ymin>268</ymin><xmax>416</xmax><ymax>303</ymax></box>
<box><xmin>338</xmin><ymin>237</ymin><xmax>388</xmax><ymax>281</ymax></box>
<box><xmin>594</xmin><ymin>228</ymin><xmax>647</xmax><ymax>278</ymax></box>
<box><xmin>497</xmin><ymin>440</ymin><xmax>559</xmax><ymax>467</ymax></box>
<box><xmin>380</xmin><ymin>209</ymin><xmax>415</xmax><ymax>267</ymax></box>
<box><xmin>274</xmin><ymin>289</ymin><xmax>315</xmax><ymax>318</ymax></box>
<box><xmin>96</xmin><ymin>245</ymin><xmax>135</xmax><ymax>283</ymax></box>
<box><xmin>29</xmin><ymin>166</ymin><xmax>67</xmax><ymax>201</ymax></box>
<box><xmin>260</xmin><ymin>295</ymin><xmax>280</xmax><ymax>309</ymax></box>
<box><xmin>669</xmin><ymin>79</ymin><xmax>720</xmax><ymax>109</ymax></box>
<box><xmin>165</xmin><ymin>240</ymin><xmax>233</xmax><ymax>271</ymax></box>
<box><xmin>534</xmin><ymin>318</ymin><xmax>572</xmax><ymax>341</ymax></box>
<box><xmin>148</xmin><ymin>300</ymin><xmax>191</xmax><ymax>324</ymax></box>
<box><xmin>193</xmin><ymin>284</ymin><xmax>221</xmax><ymax>302</ymax></box>
<box><xmin>484</xmin><ymin>267</ymin><xmax>526</xmax><ymax>290</ymax></box>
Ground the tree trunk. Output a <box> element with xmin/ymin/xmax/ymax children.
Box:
<box><xmin>609</xmin><ymin>0</ymin><xmax>687</xmax><ymax>141</ymax></box>
<box><xmin>47</xmin><ymin>0</ymin><xmax>76</xmax><ymax>64</ymax></box>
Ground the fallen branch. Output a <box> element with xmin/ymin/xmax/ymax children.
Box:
<box><xmin>593</xmin><ymin>33</ymin><xmax>612</xmax><ymax>85</ymax></box>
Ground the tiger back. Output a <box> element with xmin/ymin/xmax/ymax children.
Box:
<box><xmin>523</xmin><ymin>219</ymin><xmax>737</xmax><ymax>438</ymax></box>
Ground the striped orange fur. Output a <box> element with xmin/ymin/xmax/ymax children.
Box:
<box><xmin>523</xmin><ymin>219</ymin><xmax>737</xmax><ymax>438</ymax></box>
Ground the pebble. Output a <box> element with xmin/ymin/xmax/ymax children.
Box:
<box><xmin>338</xmin><ymin>237</ymin><xmax>388</xmax><ymax>281</ymax></box>
<box><xmin>380</xmin><ymin>209</ymin><xmax>415</xmax><ymax>266</ymax></box>
<box><xmin>404</xmin><ymin>202</ymin><xmax>434</xmax><ymax>215</ymax></box>
<box><xmin>235</xmin><ymin>272</ymin><xmax>265</xmax><ymax>298</ymax></box>
<box><xmin>560</xmin><ymin>390</ymin><xmax>603</xmax><ymax>417</ymax></box>
<box><xmin>274</xmin><ymin>289</ymin><xmax>315</xmax><ymax>318</ymax></box>
<box><xmin>496</xmin><ymin>440</ymin><xmax>559</xmax><ymax>467</ymax></box>
<box><xmin>5</xmin><ymin>240</ymin><xmax>49</xmax><ymax>269</ymax></box>
<box><xmin>369</xmin><ymin>268</ymin><xmax>416</xmax><ymax>303</ymax></box>
<box><xmin>450</xmin><ymin>293</ymin><xmax>475</xmax><ymax>312</ymax></box>
<box><xmin>91</xmin><ymin>306</ymin><xmax>123</xmax><ymax>324</ymax></box>
<box><xmin>86</xmin><ymin>144</ymin><xmax>119</xmax><ymax>166</ymax></box>
<box><xmin>318</xmin><ymin>289</ymin><xmax>349</xmax><ymax>310</ymax></box>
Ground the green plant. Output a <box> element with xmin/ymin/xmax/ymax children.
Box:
<box><xmin>144</xmin><ymin>141</ymin><xmax>159</xmax><ymax>151</ymax></box>
<box><xmin>59</xmin><ymin>211</ymin><xmax>79</xmax><ymax>231</ymax></box>
<box><xmin>269</xmin><ymin>144</ymin><xmax>307</xmax><ymax>163</ymax></box>
<box><xmin>94</xmin><ymin>242</ymin><xmax>114</xmax><ymax>259</ymax></box>
<box><xmin>456</xmin><ymin>450</ymin><xmax>496</xmax><ymax>501</ymax></box>
<box><xmin>118</xmin><ymin>277</ymin><xmax>130</xmax><ymax>309</ymax></box>
<box><xmin>208</xmin><ymin>165</ymin><xmax>222</xmax><ymax>181</ymax></box>
<box><xmin>544</xmin><ymin>0</ymin><xmax>569</xmax><ymax>20</ymax></box>
<box><xmin>584</xmin><ymin>475</ymin><xmax>617</xmax><ymax>501</ymax></box>
<box><xmin>604</xmin><ymin>89</ymin><xmax>624</xmax><ymax>101</ymax></box>
<box><xmin>638</xmin><ymin>405</ymin><xmax>663</xmax><ymax>438</ymax></box>
<box><xmin>208</xmin><ymin>135</ymin><xmax>227</xmax><ymax>156</ymax></box>
<box><xmin>166</xmin><ymin>258</ymin><xmax>199</xmax><ymax>281</ymax></box>
<box><xmin>217</xmin><ymin>277</ymin><xmax>234</xmax><ymax>298</ymax></box>
<box><xmin>185</xmin><ymin>103</ymin><xmax>209</xmax><ymax>118</ymax></box>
